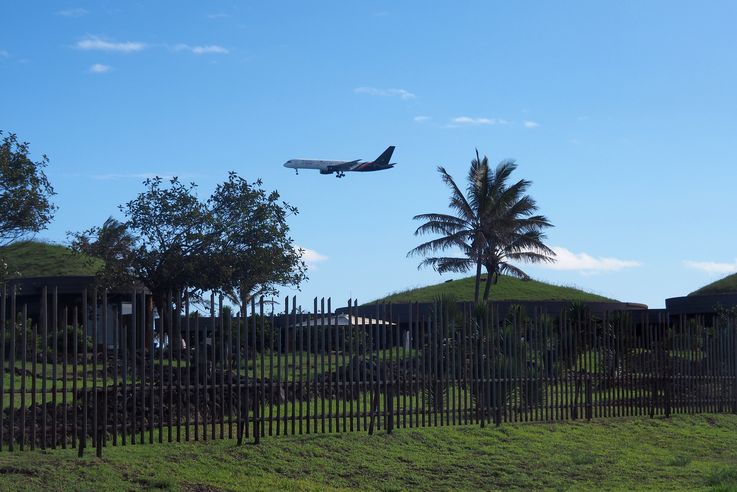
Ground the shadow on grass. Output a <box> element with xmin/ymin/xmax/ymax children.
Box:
<box><xmin>706</xmin><ymin>467</ymin><xmax>737</xmax><ymax>492</ymax></box>
<box><xmin>138</xmin><ymin>476</ymin><xmax>176</xmax><ymax>490</ymax></box>
<box><xmin>569</xmin><ymin>451</ymin><xmax>596</xmax><ymax>466</ymax></box>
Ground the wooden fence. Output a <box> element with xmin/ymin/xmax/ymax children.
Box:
<box><xmin>1</xmin><ymin>285</ymin><xmax>736</xmax><ymax>457</ymax></box>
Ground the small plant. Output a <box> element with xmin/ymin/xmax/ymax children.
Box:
<box><xmin>667</xmin><ymin>454</ymin><xmax>691</xmax><ymax>467</ymax></box>
<box><xmin>706</xmin><ymin>467</ymin><xmax>737</xmax><ymax>488</ymax></box>
<box><xmin>139</xmin><ymin>476</ymin><xmax>176</xmax><ymax>490</ymax></box>
<box><xmin>570</xmin><ymin>451</ymin><xmax>596</xmax><ymax>465</ymax></box>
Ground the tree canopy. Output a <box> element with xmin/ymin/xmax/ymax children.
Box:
<box><xmin>408</xmin><ymin>150</ymin><xmax>555</xmax><ymax>303</ymax></box>
<box><xmin>0</xmin><ymin>131</ymin><xmax>56</xmax><ymax>247</ymax></box>
<box><xmin>71</xmin><ymin>174</ymin><xmax>306</xmax><ymax>303</ymax></box>
<box><xmin>1</xmin><ymin>131</ymin><xmax>57</xmax><ymax>280</ymax></box>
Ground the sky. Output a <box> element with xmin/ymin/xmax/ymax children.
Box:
<box><xmin>1</xmin><ymin>1</ymin><xmax>737</xmax><ymax>309</ymax></box>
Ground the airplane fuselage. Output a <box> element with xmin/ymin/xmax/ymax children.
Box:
<box><xmin>284</xmin><ymin>160</ymin><xmax>351</xmax><ymax>171</ymax></box>
<box><xmin>284</xmin><ymin>146</ymin><xmax>396</xmax><ymax>177</ymax></box>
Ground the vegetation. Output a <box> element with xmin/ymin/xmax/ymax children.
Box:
<box><xmin>408</xmin><ymin>150</ymin><xmax>554</xmax><ymax>304</ymax></box>
<box><xmin>0</xmin><ymin>415</ymin><xmax>735</xmax><ymax>490</ymax></box>
<box><xmin>0</xmin><ymin>132</ymin><xmax>56</xmax><ymax>248</ymax></box>
<box><xmin>70</xmin><ymin>174</ymin><xmax>306</xmax><ymax>302</ymax></box>
<box><xmin>690</xmin><ymin>272</ymin><xmax>737</xmax><ymax>296</ymax></box>
<box><xmin>0</xmin><ymin>241</ymin><xmax>103</xmax><ymax>278</ymax></box>
<box><xmin>0</xmin><ymin>131</ymin><xmax>57</xmax><ymax>280</ymax></box>
<box><xmin>374</xmin><ymin>275</ymin><xmax>615</xmax><ymax>303</ymax></box>
<box><xmin>67</xmin><ymin>217</ymin><xmax>135</xmax><ymax>288</ymax></box>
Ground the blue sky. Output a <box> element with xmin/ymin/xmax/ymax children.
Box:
<box><xmin>1</xmin><ymin>1</ymin><xmax>736</xmax><ymax>308</ymax></box>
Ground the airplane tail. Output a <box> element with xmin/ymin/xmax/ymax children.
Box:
<box><xmin>373</xmin><ymin>146</ymin><xmax>395</xmax><ymax>166</ymax></box>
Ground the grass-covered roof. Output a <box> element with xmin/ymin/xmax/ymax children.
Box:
<box><xmin>372</xmin><ymin>275</ymin><xmax>616</xmax><ymax>303</ymax></box>
<box><xmin>689</xmin><ymin>273</ymin><xmax>737</xmax><ymax>296</ymax></box>
<box><xmin>0</xmin><ymin>240</ymin><xmax>103</xmax><ymax>278</ymax></box>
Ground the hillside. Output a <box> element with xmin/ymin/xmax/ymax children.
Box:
<box><xmin>0</xmin><ymin>415</ymin><xmax>734</xmax><ymax>490</ymax></box>
<box><xmin>689</xmin><ymin>273</ymin><xmax>737</xmax><ymax>296</ymax></box>
<box><xmin>0</xmin><ymin>240</ymin><xmax>103</xmax><ymax>278</ymax></box>
<box><xmin>374</xmin><ymin>275</ymin><xmax>616</xmax><ymax>303</ymax></box>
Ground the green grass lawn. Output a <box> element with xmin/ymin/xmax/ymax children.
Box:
<box><xmin>374</xmin><ymin>275</ymin><xmax>615</xmax><ymax>304</ymax></box>
<box><xmin>1</xmin><ymin>414</ymin><xmax>736</xmax><ymax>490</ymax></box>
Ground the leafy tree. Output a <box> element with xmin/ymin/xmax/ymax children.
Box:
<box><xmin>69</xmin><ymin>217</ymin><xmax>137</xmax><ymax>289</ymax></box>
<box><xmin>71</xmin><ymin>175</ymin><xmax>306</xmax><ymax>305</ymax></box>
<box><xmin>408</xmin><ymin>150</ymin><xmax>555</xmax><ymax>303</ymax></box>
<box><xmin>204</xmin><ymin>172</ymin><xmax>306</xmax><ymax>303</ymax></box>
<box><xmin>0</xmin><ymin>132</ymin><xmax>57</xmax><ymax>278</ymax></box>
<box><xmin>123</xmin><ymin>177</ymin><xmax>211</xmax><ymax>300</ymax></box>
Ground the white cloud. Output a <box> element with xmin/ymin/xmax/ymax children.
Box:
<box><xmin>449</xmin><ymin>116</ymin><xmax>499</xmax><ymax>126</ymax></box>
<box><xmin>77</xmin><ymin>36</ymin><xmax>145</xmax><ymax>53</ymax></box>
<box><xmin>414</xmin><ymin>116</ymin><xmax>430</xmax><ymax>123</ymax></box>
<box><xmin>523</xmin><ymin>120</ymin><xmax>540</xmax><ymax>128</ymax></box>
<box><xmin>541</xmin><ymin>246</ymin><xmax>641</xmax><ymax>275</ymax></box>
<box><xmin>89</xmin><ymin>63</ymin><xmax>111</xmax><ymax>73</ymax></box>
<box><xmin>354</xmin><ymin>87</ymin><xmax>415</xmax><ymax>100</ymax></box>
<box><xmin>91</xmin><ymin>172</ymin><xmax>203</xmax><ymax>181</ymax></box>
<box><xmin>684</xmin><ymin>259</ymin><xmax>737</xmax><ymax>275</ymax></box>
<box><xmin>174</xmin><ymin>44</ymin><xmax>229</xmax><ymax>55</ymax></box>
<box><xmin>57</xmin><ymin>8</ymin><xmax>88</xmax><ymax>17</ymax></box>
<box><xmin>207</xmin><ymin>13</ymin><xmax>229</xmax><ymax>19</ymax></box>
<box><xmin>302</xmin><ymin>248</ymin><xmax>328</xmax><ymax>269</ymax></box>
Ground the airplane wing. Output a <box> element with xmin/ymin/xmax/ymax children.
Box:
<box><xmin>328</xmin><ymin>160</ymin><xmax>361</xmax><ymax>172</ymax></box>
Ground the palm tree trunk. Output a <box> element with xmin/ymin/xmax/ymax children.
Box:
<box><xmin>482</xmin><ymin>265</ymin><xmax>495</xmax><ymax>302</ymax></box>
<box><xmin>474</xmin><ymin>259</ymin><xmax>482</xmax><ymax>304</ymax></box>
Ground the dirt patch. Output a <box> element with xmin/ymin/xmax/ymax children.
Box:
<box><xmin>181</xmin><ymin>483</ymin><xmax>224</xmax><ymax>492</ymax></box>
<box><xmin>0</xmin><ymin>465</ymin><xmax>39</xmax><ymax>476</ymax></box>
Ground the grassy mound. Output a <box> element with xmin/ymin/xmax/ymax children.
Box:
<box><xmin>689</xmin><ymin>273</ymin><xmax>737</xmax><ymax>296</ymax></box>
<box><xmin>374</xmin><ymin>275</ymin><xmax>615</xmax><ymax>303</ymax></box>
<box><xmin>0</xmin><ymin>415</ymin><xmax>735</xmax><ymax>490</ymax></box>
<box><xmin>0</xmin><ymin>240</ymin><xmax>102</xmax><ymax>278</ymax></box>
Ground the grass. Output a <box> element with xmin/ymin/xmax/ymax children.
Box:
<box><xmin>0</xmin><ymin>240</ymin><xmax>103</xmax><ymax>278</ymax></box>
<box><xmin>0</xmin><ymin>414</ymin><xmax>736</xmax><ymax>490</ymax></box>
<box><xmin>690</xmin><ymin>272</ymin><xmax>737</xmax><ymax>296</ymax></box>
<box><xmin>373</xmin><ymin>275</ymin><xmax>616</xmax><ymax>304</ymax></box>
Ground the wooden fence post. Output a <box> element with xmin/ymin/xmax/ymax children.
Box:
<box><xmin>585</xmin><ymin>377</ymin><xmax>592</xmax><ymax>421</ymax></box>
<box><xmin>386</xmin><ymin>384</ymin><xmax>394</xmax><ymax>434</ymax></box>
<box><xmin>253</xmin><ymin>389</ymin><xmax>261</xmax><ymax>445</ymax></box>
<box><xmin>732</xmin><ymin>318</ymin><xmax>737</xmax><ymax>415</ymax></box>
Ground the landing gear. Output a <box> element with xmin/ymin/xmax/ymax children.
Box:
<box><xmin>335</xmin><ymin>171</ymin><xmax>345</xmax><ymax>178</ymax></box>
<box><xmin>295</xmin><ymin>169</ymin><xmax>299</xmax><ymax>175</ymax></box>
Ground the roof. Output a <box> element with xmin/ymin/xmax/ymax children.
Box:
<box><xmin>689</xmin><ymin>272</ymin><xmax>737</xmax><ymax>296</ymax></box>
<box><xmin>372</xmin><ymin>275</ymin><xmax>617</xmax><ymax>303</ymax></box>
<box><xmin>667</xmin><ymin>293</ymin><xmax>737</xmax><ymax>315</ymax></box>
<box><xmin>292</xmin><ymin>314</ymin><xmax>395</xmax><ymax>327</ymax></box>
<box><xmin>0</xmin><ymin>240</ymin><xmax>103</xmax><ymax>278</ymax></box>
<box><xmin>339</xmin><ymin>300</ymin><xmax>647</xmax><ymax>324</ymax></box>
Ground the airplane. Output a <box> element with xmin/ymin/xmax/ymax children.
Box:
<box><xmin>284</xmin><ymin>146</ymin><xmax>396</xmax><ymax>178</ymax></box>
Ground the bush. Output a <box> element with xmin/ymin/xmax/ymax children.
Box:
<box><xmin>45</xmin><ymin>324</ymin><xmax>93</xmax><ymax>355</ymax></box>
<box><xmin>2</xmin><ymin>317</ymin><xmax>34</xmax><ymax>358</ymax></box>
<box><xmin>2</xmin><ymin>317</ymin><xmax>92</xmax><ymax>359</ymax></box>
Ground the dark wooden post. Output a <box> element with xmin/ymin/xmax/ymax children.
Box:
<box><xmin>386</xmin><ymin>383</ymin><xmax>394</xmax><ymax>434</ymax></box>
<box><xmin>586</xmin><ymin>376</ymin><xmax>593</xmax><ymax>421</ymax></box>
<box><xmin>253</xmin><ymin>388</ymin><xmax>261</xmax><ymax>445</ymax></box>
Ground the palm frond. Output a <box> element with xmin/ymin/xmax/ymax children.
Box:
<box><xmin>407</xmin><ymin>231</ymin><xmax>474</xmax><ymax>257</ymax></box>
<box><xmin>417</xmin><ymin>256</ymin><xmax>475</xmax><ymax>273</ymax></box>
<box><xmin>496</xmin><ymin>263</ymin><xmax>531</xmax><ymax>280</ymax></box>
<box><xmin>411</xmin><ymin>151</ymin><xmax>553</xmax><ymax>294</ymax></box>
<box><xmin>437</xmin><ymin>166</ymin><xmax>477</xmax><ymax>221</ymax></box>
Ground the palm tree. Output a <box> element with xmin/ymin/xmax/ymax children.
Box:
<box><xmin>408</xmin><ymin>150</ymin><xmax>555</xmax><ymax>304</ymax></box>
